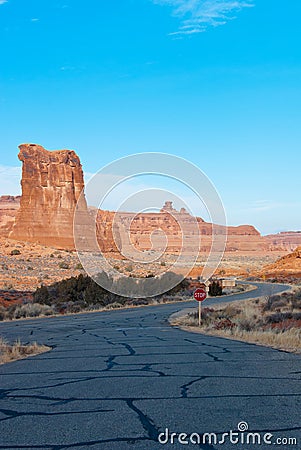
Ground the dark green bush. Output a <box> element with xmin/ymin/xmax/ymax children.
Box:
<box><xmin>209</xmin><ymin>280</ymin><xmax>223</xmax><ymax>296</ymax></box>
<box><xmin>10</xmin><ymin>249</ymin><xmax>21</xmax><ymax>256</ymax></box>
<box><xmin>33</xmin><ymin>272</ymin><xmax>188</xmax><ymax>312</ymax></box>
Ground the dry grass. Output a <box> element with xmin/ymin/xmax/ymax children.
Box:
<box><xmin>178</xmin><ymin>325</ymin><xmax>301</xmax><ymax>354</ymax></box>
<box><xmin>172</xmin><ymin>291</ymin><xmax>301</xmax><ymax>353</ymax></box>
<box><xmin>0</xmin><ymin>295</ymin><xmax>194</xmax><ymax>322</ymax></box>
<box><xmin>0</xmin><ymin>338</ymin><xmax>50</xmax><ymax>365</ymax></box>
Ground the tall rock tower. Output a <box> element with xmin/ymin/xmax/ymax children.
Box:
<box><xmin>10</xmin><ymin>144</ymin><xmax>88</xmax><ymax>249</ymax></box>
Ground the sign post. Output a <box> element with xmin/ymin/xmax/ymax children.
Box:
<box><xmin>194</xmin><ymin>288</ymin><xmax>207</xmax><ymax>327</ymax></box>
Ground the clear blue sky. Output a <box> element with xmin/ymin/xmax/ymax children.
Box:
<box><xmin>0</xmin><ymin>0</ymin><xmax>300</xmax><ymax>234</ymax></box>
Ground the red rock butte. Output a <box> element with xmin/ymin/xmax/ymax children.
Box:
<box><xmin>9</xmin><ymin>144</ymin><xmax>88</xmax><ymax>249</ymax></box>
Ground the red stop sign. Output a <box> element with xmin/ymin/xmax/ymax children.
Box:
<box><xmin>194</xmin><ymin>288</ymin><xmax>207</xmax><ymax>302</ymax></box>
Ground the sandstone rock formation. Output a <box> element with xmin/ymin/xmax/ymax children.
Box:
<box><xmin>262</xmin><ymin>246</ymin><xmax>301</xmax><ymax>278</ymax></box>
<box><xmin>0</xmin><ymin>196</ymin><xmax>20</xmax><ymax>237</ymax></box>
<box><xmin>9</xmin><ymin>144</ymin><xmax>88</xmax><ymax>249</ymax></box>
<box><xmin>96</xmin><ymin>203</ymin><xmax>266</xmax><ymax>254</ymax></box>
<box><xmin>264</xmin><ymin>232</ymin><xmax>301</xmax><ymax>252</ymax></box>
<box><xmin>4</xmin><ymin>145</ymin><xmax>301</xmax><ymax>256</ymax></box>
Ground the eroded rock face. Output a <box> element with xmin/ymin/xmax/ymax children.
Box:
<box><xmin>264</xmin><ymin>232</ymin><xmax>301</xmax><ymax>252</ymax></box>
<box><xmin>0</xmin><ymin>196</ymin><xmax>20</xmax><ymax>237</ymax></box>
<box><xmin>264</xmin><ymin>246</ymin><xmax>301</xmax><ymax>274</ymax></box>
<box><xmin>96</xmin><ymin>205</ymin><xmax>267</xmax><ymax>254</ymax></box>
<box><xmin>6</xmin><ymin>147</ymin><xmax>300</xmax><ymax>256</ymax></box>
<box><xmin>9</xmin><ymin>144</ymin><xmax>87</xmax><ymax>249</ymax></box>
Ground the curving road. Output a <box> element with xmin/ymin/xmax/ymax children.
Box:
<box><xmin>0</xmin><ymin>282</ymin><xmax>300</xmax><ymax>449</ymax></box>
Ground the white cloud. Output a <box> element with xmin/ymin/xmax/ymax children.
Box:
<box><xmin>153</xmin><ymin>0</ymin><xmax>254</xmax><ymax>35</ymax></box>
<box><xmin>0</xmin><ymin>165</ymin><xmax>22</xmax><ymax>196</ymax></box>
<box><xmin>0</xmin><ymin>0</ymin><xmax>8</xmax><ymax>4</ymax></box>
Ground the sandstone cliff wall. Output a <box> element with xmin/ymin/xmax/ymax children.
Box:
<box><xmin>264</xmin><ymin>232</ymin><xmax>301</xmax><ymax>252</ymax></box>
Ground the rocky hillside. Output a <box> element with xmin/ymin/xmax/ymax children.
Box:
<box><xmin>262</xmin><ymin>246</ymin><xmax>301</xmax><ymax>279</ymax></box>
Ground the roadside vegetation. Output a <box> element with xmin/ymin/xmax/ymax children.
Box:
<box><xmin>0</xmin><ymin>272</ymin><xmax>190</xmax><ymax>320</ymax></box>
<box><xmin>172</xmin><ymin>290</ymin><xmax>301</xmax><ymax>353</ymax></box>
<box><xmin>0</xmin><ymin>338</ymin><xmax>50</xmax><ymax>364</ymax></box>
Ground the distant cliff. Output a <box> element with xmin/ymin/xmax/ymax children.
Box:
<box><xmin>0</xmin><ymin>195</ymin><xmax>20</xmax><ymax>237</ymax></box>
<box><xmin>264</xmin><ymin>231</ymin><xmax>301</xmax><ymax>252</ymax></box>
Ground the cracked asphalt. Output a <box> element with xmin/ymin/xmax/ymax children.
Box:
<box><xmin>0</xmin><ymin>282</ymin><xmax>300</xmax><ymax>449</ymax></box>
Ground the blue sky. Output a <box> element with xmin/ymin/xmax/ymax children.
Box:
<box><xmin>0</xmin><ymin>0</ymin><xmax>300</xmax><ymax>234</ymax></box>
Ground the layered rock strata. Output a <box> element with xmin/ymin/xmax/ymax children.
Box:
<box><xmin>9</xmin><ymin>144</ymin><xmax>88</xmax><ymax>249</ymax></box>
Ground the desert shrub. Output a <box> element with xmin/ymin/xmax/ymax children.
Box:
<box><xmin>263</xmin><ymin>295</ymin><xmax>283</xmax><ymax>312</ymax></box>
<box><xmin>34</xmin><ymin>285</ymin><xmax>51</xmax><ymax>305</ymax></box>
<box><xmin>10</xmin><ymin>249</ymin><xmax>21</xmax><ymax>256</ymax></box>
<box><xmin>75</xmin><ymin>263</ymin><xmax>83</xmax><ymax>270</ymax></box>
<box><xmin>0</xmin><ymin>338</ymin><xmax>50</xmax><ymax>364</ymax></box>
<box><xmin>222</xmin><ymin>304</ymin><xmax>241</xmax><ymax>319</ymax></box>
<box><xmin>238</xmin><ymin>318</ymin><xmax>257</xmax><ymax>332</ymax></box>
<box><xmin>106</xmin><ymin>302</ymin><xmax>123</xmax><ymax>309</ymax></box>
<box><xmin>291</xmin><ymin>290</ymin><xmax>301</xmax><ymax>309</ymax></box>
<box><xmin>293</xmin><ymin>289</ymin><xmax>301</xmax><ymax>300</ymax></box>
<box><xmin>128</xmin><ymin>298</ymin><xmax>150</xmax><ymax>306</ymax></box>
<box><xmin>269</xmin><ymin>298</ymin><xmax>289</xmax><ymax>310</ymax></box>
<box><xmin>59</xmin><ymin>262</ymin><xmax>69</xmax><ymax>269</ymax></box>
<box><xmin>160</xmin><ymin>273</ymin><xmax>188</xmax><ymax>294</ymax></box>
<box><xmin>200</xmin><ymin>307</ymin><xmax>215</xmax><ymax>320</ymax></box>
<box><xmin>34</xmin><ymin>274</ymin><xmax>108</xmax><ymax>307</ymax></box>
<box><xmin>0</xmin><ymin>306</ymin><xmax>7</xmax><ymax>321</ymax></box>
<box><xmin>12</xmin><ymin>303</ymin><xmax>53</xmax><ymax>319</ymax></box>
<box><xmin>265</xmin><ymin>312</ymin><xmax>301</xmax><ymax>324</ymax></box>
<box><xmin>214</xmin><ymin>319</ymin><xmax>236</xmax><ymax>330</ymax></box>
<box><xmin>32</xmin><ymin>271</ymin><xmax>187</xmax><ymax>313</ymax></box>
<box><xmin>56</xmin><ymin>301</ymin><xmax>83</xmax><ymax>314</ymax></box>
<box><xmin>64</xmin><ymin>302</ymin><xmax>84</xmax><ymax>313</ymax></box>
<box><xmin>209</xmin><ymin>280</ymin><xmax>223</xmax><ymax>296</ymax></box>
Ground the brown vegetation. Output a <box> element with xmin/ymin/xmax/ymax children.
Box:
<box><xmin>0</xmin><ymin>338</ymin><xmax>50</xmax><ymax>365</ymax></box>
<box><xmin>172</xmin><ymin>290</ymin><xmax>301</xmax><ymax>353</ymax></box>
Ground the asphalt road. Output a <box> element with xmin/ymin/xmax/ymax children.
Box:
<box><xmin>0</xmin><ymin>282</ymin><xmax>300</xmax><ymax>450</ymax></box>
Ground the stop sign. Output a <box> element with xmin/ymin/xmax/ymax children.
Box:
<box><xmin>194</xmin><ymin>288</ymin><xmax>207</xmax><ymax>302</ymax></box>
